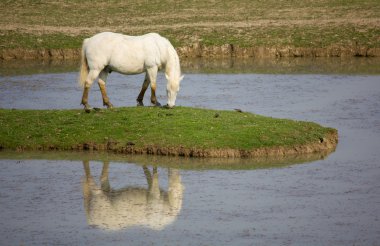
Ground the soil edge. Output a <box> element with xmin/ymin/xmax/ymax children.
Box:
<box><xmin>8</xmin><ymin>130</ymin><xmax>338</xmax><ymax>158</ymax></box>
<box><xmin>1</xmin><ymin>45</ymin><xmax>379</xmax><ymax>60</ymax></box>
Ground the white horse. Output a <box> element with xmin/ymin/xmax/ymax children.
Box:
<box><xmin>78</xmin><ymin>32</ymin><xmax>184</xmax><ymax>111</ymax></box>
<box><xmin>82</xmin><ymin>161</ymin><xmax>184</xmax><ymax>230</ymax></box>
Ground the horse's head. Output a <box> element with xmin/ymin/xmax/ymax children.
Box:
<box><xmin>166</xmin><ymin>74</ymin><xmax>184</xmax><ymax>108</ymax></box>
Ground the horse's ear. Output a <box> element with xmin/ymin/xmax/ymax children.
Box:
<box><xmin>179</xmin><ymin>75</ymin><xmax>184</xmax><ymax>81</ymax></box>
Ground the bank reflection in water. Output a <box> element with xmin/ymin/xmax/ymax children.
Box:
<box><xmin>82</xmin><ymin>161</ymin><xmax>184</xmax><ymax>230</ymax></box>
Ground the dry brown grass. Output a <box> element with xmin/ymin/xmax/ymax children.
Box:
<box><xmin>0</xmin><ymin>0</ymin><xmax>379</xmax><ymax>49</ymax></box>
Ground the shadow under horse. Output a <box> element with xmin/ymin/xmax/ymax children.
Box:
<box><xmin>82</xmin><ymin>161</ymin><xmax>184</xmax><ymax>230</ymax></box>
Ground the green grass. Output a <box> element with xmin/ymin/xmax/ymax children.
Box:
<box><xmin>0</xmin><ymin>107</ymin><xmax>336</xmax><ymax>152</ymax></box>
<box><xmin>1</xmin><ymin>25</ymin><xmax>379</xmax><ymax>51</ymax></box>
<box><xmin>0</xmin><ymin>0</ymin><xmax>379</xmax><ymax>51</ymax></box>
<box><xmin>0</xmin><ymin>31</ymin><xmax>85</xmax><ymax>50</ymax></box>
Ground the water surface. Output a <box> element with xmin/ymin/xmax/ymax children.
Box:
<box><xmin>0</xmin><ymin>58</ymin><xmax>379</xmax><ymax>245</ymax></box>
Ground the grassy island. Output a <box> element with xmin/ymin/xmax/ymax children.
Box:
<box><xmin>0</xmin><ymin>107</ymin><xmax>337</xmax><ymax>158</ymax></box>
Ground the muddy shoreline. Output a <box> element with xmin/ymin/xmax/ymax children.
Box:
<box><xmin>1</xmin><ymin>45</ymin><xmax>379</xmax><ymax>60</ymax></box>
<box><xmin>7</xmin><ymin>131</ymin><xmax>337</xmax><ymax>158</ymax></box>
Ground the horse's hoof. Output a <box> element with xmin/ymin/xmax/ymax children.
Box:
<box><xmin>154</xmin><ymin>102</ymin><xmax>161</xmax><ymax>107</ymax></box>
<box><xmin>163</xmin><ymin>104</ymin><xmax>174</xmax><ymax>109</ymax></box>
<box><xmin>137</xmin><ymin>101</ymin><xmax>144</xmax><ymax>107</ymax></box>
<box><xmin>82</xmin><ymin>103</ymin><xmax>92</xmax><ymax>113</ymax></box>
<box><xmin>104</xmin><ymin>102</ymin><xmax>113</xmax><ymax>109</ymax></box>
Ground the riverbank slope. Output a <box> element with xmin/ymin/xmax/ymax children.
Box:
<box><xmin>0</xmin><ymin>0</ymin><xmax>379</xmax><ymax>59</ymax></box>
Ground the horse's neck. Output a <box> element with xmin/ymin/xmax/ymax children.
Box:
<box><xmin>165</xmin><ymin>47</ymin><xmax>180</xmax><ymax>78</ymax></box>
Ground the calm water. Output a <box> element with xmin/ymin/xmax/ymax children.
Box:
<box><xmin>0</xmin><ymin>58</ymin><xmax>380</xmax><ymax>245</ymax></box>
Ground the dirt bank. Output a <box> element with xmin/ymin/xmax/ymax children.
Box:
<box><xmin>75</xmin><ymin>131</ymin><xmax>338</xmax><ymax>158</ymax></box>
<box><xmin>0</xmin><ymin>48</ymin><xmax>80</xmax><ymax>60</ymax></box>
<box><xmin>177</xmin><ymin>44</ymin><xmax>380</xmax><ymax>58</ymax></box>
<box><xmin>1</xmin><ymin>45</ymin><xmax>379</xmax><ymax>61</ymax></box>
<box><xmin>11</xmin><ymin>131</ymin><xmax>337</xmax><ymax>158</ymax></box>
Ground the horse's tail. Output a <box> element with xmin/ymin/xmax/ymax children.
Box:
<box><xmin>78</xmin><ymin>39</ymin><xmax>89</xmax><ymax>88</ymax></box>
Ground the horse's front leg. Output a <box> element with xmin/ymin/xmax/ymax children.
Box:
<box><xmin>98</xmin><ymin>70</ymin><xmax>113</xmax><ymax>108</ymax></box>
<box><xmin>149</xmin><ymin>167</ymin><xmax>160</xmax><ymax>199</ymax></box>
<box><xmin>147</xmin><ymin>67</ymin><xmax>161</xmax><ymax>106</ymax></box>
<box><xmin>150</xmin><ymin>83</ymin><xmax>161</xmax><ymax>107</ymax></box>
<box><xmin>100</xmin><ymin>161</ymin><xmax>111</xmax><ymax>192</ymax></box>
<box><xmin>136</xmin><ymin>75</ymin><xmax>150</xmax><ymax>106</ymax></box>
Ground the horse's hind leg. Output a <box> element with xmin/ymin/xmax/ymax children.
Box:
<box><xmin>136</xmin><ymin>74</ymin><xmax>149</xmax><ymax>106</ymax></box>
<box><xmin>98</xmin><ymin>70</ymin><xmax>113</xmax><ymax>108</ymax></box>
<box><xmin>81</xmin><ymin>69</ymin><xmax>100</xmax><ymax>111</ymax></box>
<box><xmin>81</xmin><ymin>85</ymin><xmax>92</xmax><ymax>111</ymax></box>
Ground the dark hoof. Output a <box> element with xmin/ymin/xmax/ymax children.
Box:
<box><xmin>82</xmin><ymin>102</ymin><xmax>92</xmax><ymax>113</ymax></box>
<box><xmin>163</xmin><ymin>104</ymin><xmax>174</xmax><ymax>109</ymax></box>
<box><xmin>105</xmin><ymin>103</ymin><xmax>114</xmax><ymax>109</ymax></box>
<box><xmin>154</xmin><ymin>101</ymin><xmax>161</xmax><ymax>107</ymax></box>
<box><xmin>137</xmin><ymin>101</ymin><xmax>144</xmax><ymax>107</ymax></box>
<box><xmin>83</xmin><ymin>104</ymin><xmax>93</xmax><ymax>113</ymax></box>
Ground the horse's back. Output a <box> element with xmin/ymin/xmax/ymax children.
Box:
<box><xmin>84</xmin><ymin>32</ymin><xmax>169</xmax><ymax>56</ymax></box>
<box><xmin>83</xmin><ymin>32</ymin><xmax>173</xmax><ymax>73</ymax></box>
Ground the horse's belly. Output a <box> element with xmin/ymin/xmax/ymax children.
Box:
<box><xmin>109</xmin><ymin>61</ymin><xmax>145</xmax><ymax>75</ymax></box>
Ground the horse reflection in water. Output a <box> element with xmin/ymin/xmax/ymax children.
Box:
<box><xmin>82</xmin><ymin>161</ymin><xmax>184</xmax><ymax>230</ymax></box>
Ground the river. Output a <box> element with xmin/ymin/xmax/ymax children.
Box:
<box><xmin>0</xmin><ymin>57</ymin><xmax>379</xmax><ymax>245</ymax></box>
